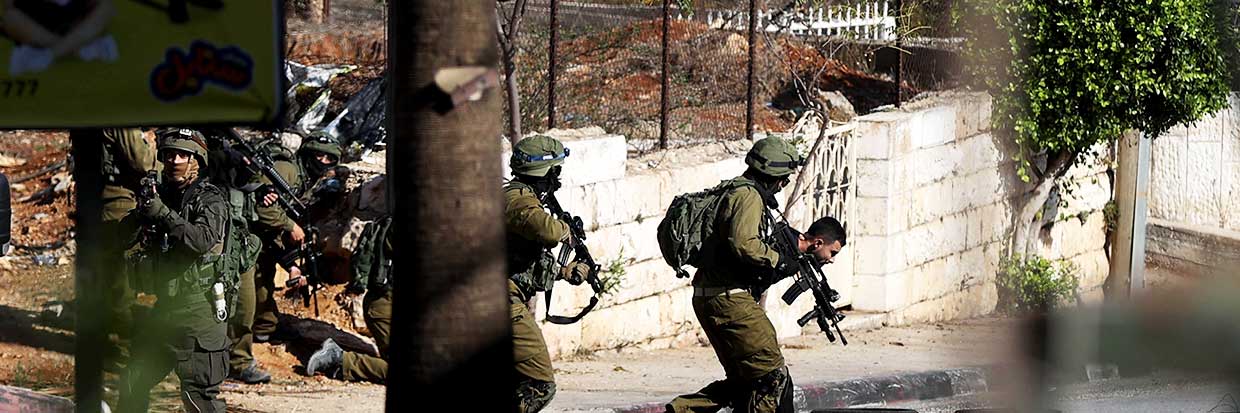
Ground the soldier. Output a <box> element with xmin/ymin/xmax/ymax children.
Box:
<box><xmin>202</xmin><ymin>133</ymin><xmax>273</xmax><ymax>384</ymax></box>
<box><xmin>504</xmin><ymin>135</ymin><xmax>592</xmax><ymax>413</ymax></box>
<box><xmin>118</xmin><ymin>129</ymin><xmax>230</xmax><ymax>413</ymax></box>
<box><xmin>664</xmin><ymin>136</ymin><xmax>842</xmax><ymax>413</ymax></box>
<box><xmin>251</xmin><ymin>132</ymin><xmax>344</xmax><ymax>342</ymax></box>
<box><xmin>99</xmin><ymin>127</ymin><xmax>156</xmax><ymax>371</ymax></box>
<box><xmin>303</xmin><ymin>216</ymin><xmax>393</xmax><ymax>384</ymax></box>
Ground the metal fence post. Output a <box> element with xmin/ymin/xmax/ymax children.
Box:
<box><xmin>746</xmin><ymin>0</ymin><xmax>757</xmax><ymax>140</ymax></box>
<box><xmin>894</xmin><ymin>0</ymin><xmax>902</xmax><ymax>108</ymax></box>
<box><xmin>549</xmin><ymin>0</ymin><xmax>559</xmax><ymax>129</ymax></box>
<box><xmin>661</xmin><ymin>0</ymin><xmax>671</xmax><ymax>149</ymax></box>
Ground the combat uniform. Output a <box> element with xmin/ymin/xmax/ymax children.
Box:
<box><xmin>250</xmin><ymin>133</ymin><xmax>343</xmax><ymax>340</ymax></box>
<box><xmin>503</xmin><ymin>135</ymin><xmax>597</xmax><ymax>413</ymax></box>
<box><xmin>119</xmin><ymin>130</ymin><xmax>230</xmax><ymax>413</ymax></box>
<box><xmin>203</xmin><ymin>136</ymin><xmax>270</xmax><ymax>383</ymax></box>
<box><xmin>100</xmin><ymin>127</ymin><xmax>156</xmax><ymax>365</ymax></box>
<box><xmin>305</xmin><ymin>218</ymin><xmax>394</xmax><ymax>383</ymax></box>
<box><xmin>506</xmin><ymin>180</ymin><xmax>568</xmax><ymax>406</ymax></box>
<box><xmin>250</xmin><ymin>147</ymin><xmax>305</xmax><ymax>339</ymax></box>
<box><xmin>667</xmin><ymin>137</ymin><xmax>804</xmax><ymax>413</ymax></box>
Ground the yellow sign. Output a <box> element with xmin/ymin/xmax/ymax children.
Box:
<box><xmin>0</xmin><ymin>0</ymin><xmax>282</xmax><ymax>128</ymax></box>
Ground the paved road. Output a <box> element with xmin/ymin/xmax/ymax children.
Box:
<box><xmin>883</xmin><ymin>372</ymin><xmax>1240</xmax><ymax>413</ymax></box>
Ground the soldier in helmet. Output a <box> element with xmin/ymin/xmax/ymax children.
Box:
<box><xmin>251</xmin><ymin>131</ymin><xmax>347</xmax><ymax>342</ymax></box>
<box><xmin>118</xmin><ymin>128</ymin><xmax>230</xmax><ymax>413</ymax></box>
<box><xmin>505</xmin><ymin>135</ymin><xmax>592</xmax><ymax>413</ymax></box>
<box><xmin>665</xmin><ymin>136</ymin><xmax>810</xmax><ymax>413</ymax></box>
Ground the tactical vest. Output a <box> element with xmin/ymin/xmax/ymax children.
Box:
<box><xmin>132</xmin><ymin>181</ymin><xmax>229</xmax><ymax>312</ymax></box>
<box><xmin>222</xmin><ymin>187</ymin><xmax>261</xmax><ymax>279</ymax></box>
<box><xmin>504</xmin><ymin>181</ymin><xmax>560</xmax><ymax>301</ymax></box>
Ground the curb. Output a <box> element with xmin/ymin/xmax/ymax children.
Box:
<box><xmin>594</xmin><ymin>367</ymin><xmax>996</xmax><ymax>413</ymax></box>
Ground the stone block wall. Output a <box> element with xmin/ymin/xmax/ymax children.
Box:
<box><xmin>1148</xmin><ymin>93</ymin><xmax>1240</xmax><ymax>275</ymax></box>
<box><xmin>339</xmin><ymin>94</ymin><xmax>1117</xmax><ymax>357</ymax></box>
<box><xmin>1149</xmin><ymin>94</ymin><xmax>1240</xmax><ymax>231</ymax></box>
<box><xmin>850</xmin><ymin>93</ymin><xmax>1113</xmax><ymax>324</ymax></box>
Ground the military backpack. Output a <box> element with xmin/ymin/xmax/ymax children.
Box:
<box><xmin>349</xmin><ymin>215</ymin><xmax>393</xmax><ymax>293</ymax></box>
<box><xmin>656</xmin><ymin>179</ymin><xmax>755</xmax><ymax>279</ymax></box>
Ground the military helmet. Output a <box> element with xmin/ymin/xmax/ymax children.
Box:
<box><xmin>156</xmin><ymin>128</ymin><xmax>209</xmax><ymax>168</ymax></box>
<box><xmin>510</xmin><ymin>135</ymin><xmax>569</xmax><ymax>177</ymax></box>
<box><xmin>299</xmin><ymin>131</ymin><xmax>343</xmax><ymax>159</ymax></box>
<box><xmin>745</xmin><ymin>136</ymin><xmax>803</xmax><ymax>177</ymax></box>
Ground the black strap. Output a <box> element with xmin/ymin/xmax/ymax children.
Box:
<box><xmin>543</xmin><ymin>234</ymin><xmax>603</xmax><ymax>325</ymax></box>
<box><xmin>746</xmin><ymin>152</ymin><xmax>801</xmax><ymax>170</ymax></box>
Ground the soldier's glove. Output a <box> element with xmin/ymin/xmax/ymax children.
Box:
<box><xmin>560</xmin><ymin>261</ymin><xmax>590</xmax><ymax>285</ymax></box>
<box><xmin>139</xmin><ymin>194</ymin><xmax>171</xmax><ymax>221</ymax></box>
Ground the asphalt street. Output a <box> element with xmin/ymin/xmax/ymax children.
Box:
<box><xmin>880</xmin><ymin>371</ymin><xmax>1240</xmax><ymax>413</ymax></box>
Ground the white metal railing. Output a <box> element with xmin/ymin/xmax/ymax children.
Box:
<box><xmin>679</xmin><ymin>1</ymin><xmax>896</xmax><ymax>41</ymax></box>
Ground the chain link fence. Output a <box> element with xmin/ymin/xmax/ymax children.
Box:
<box><xmin>502</xmin><ymin>0</ymin><xmax>963</xmax><ymax>151</ymax></box>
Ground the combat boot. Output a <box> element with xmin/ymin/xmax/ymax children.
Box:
<box><xmin>306</xmin><ymin>338</ymin><xmax>343</xmax><ymax>378</ymax></box>
<box><xmin>229</xmin><ymin>360</ymin><xmax>272</xmax><ymax>384</ymax></box>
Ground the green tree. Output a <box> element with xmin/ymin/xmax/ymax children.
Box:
<box><xmin>959</xmin><ymin>0</ymin><xmax>1232</xmax><ymax>257</ymax></box>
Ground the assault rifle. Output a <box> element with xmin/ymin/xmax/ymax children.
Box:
<box><xmin>136</xmin><ymin>171</ymin><xmax>171</xmax><ymax>253</ymax></box>
<box><xmin>542</xmin><ymin>193</ymin><xmax>603</xmax><ymax>325</ymax></box>
<box><xmin>212</xmin><ymin>128</ymin><xmax>324</xmax><ymax>316</ymax></box>
<box><xmin>770</xmin><ymin>221</ymin><xmax>848</xmax><ymax>345</ymax></box>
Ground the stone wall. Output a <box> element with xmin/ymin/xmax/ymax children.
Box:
<box><xmin>337</xmin><ymin>94</ymin><xmax>1116</xmax><ymax>357</ymax></box>
<box><xmin>850</xmin><ymin>93</ymin><xmax>1113</xmax><ymax>324</ymax></box>
<box><xmin>1148</xmin><ymin>93</ymin><xmax>1240</xmax><ymax>275</ymax></box>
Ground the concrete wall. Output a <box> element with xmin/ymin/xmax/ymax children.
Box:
<box><xmin>850</xmin><ymin>94</ymin><xmax>1113</xmax><ymax>324</ymax></box>
<box><xmin>1147</xmin><ymin>93</ymin><xmax>1240</xmax><ymax>276</ymax></box>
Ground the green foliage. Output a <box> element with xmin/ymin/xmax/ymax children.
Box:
<box><xmin>997</xmin><ymin>254</ymin><xmax>1080</xmax><ymax>314</ymax></box>
<box><xmin>1209</xmin><ymin>0</ymin><xmax>1240</xmax><ymax>89</ymax></box>
<box><xmin>958</xmin><ymin>0</ymin><xmax>1232</xmax><ymax>182</ymax></box>
<box><xmin>1103</xmin><ymin>199</ymin><xmax>1119</xmax><ymax>234</ymax></box>
<box><xmin>598</xmin><ymin>249</ymin><xmax>635</xmax><ymax>297</ymax></box>
<box><xmin>12</xmin><ymin>362</ymin><xmax>29</xmax><ymax>388</ymax></box>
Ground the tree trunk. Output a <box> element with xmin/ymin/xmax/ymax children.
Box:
<box><xmin>386</xmin><ymin>1</ymin><xmax>510</xmax><ymax>410</ymax></box>
<box><xmin>1011</xmin><ymin>150</ymin><xmax>1075</xmax><ymax>258</ymax></box>
<box><xmin>498</xmin><ymin>0</ymin><xmax>528</xmax><ymax>144</ymax></box>
<box><xmin>503</xmin><ymin>55</ymin><xmax>523</xmax><ymax>143</ymax></box>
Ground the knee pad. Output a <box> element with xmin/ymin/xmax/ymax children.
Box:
<box><xmin>750</xmin><ymin>366</ymin><xmax>794</xmax><ymax>412</ymax></box>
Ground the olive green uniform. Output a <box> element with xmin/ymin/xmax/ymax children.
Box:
<box><xmin>338</xmin><ymin>229</ymin><xmax>393</xmax><ymax>383</ymax></box>
<box><xmin>119</xmin><ymin>178</ymin><xmax>230</xmax><ymax>413</ymax></box>
<box><xmin>100</xmin><ymin>128</ymin><xmax>156</xmax><ymax>365</ymax></box>
<box><xmin>340</xmin><ymin>288</ymin><xmax>391</xmax><ymax>382</ymax></box>
<box><xmin>204</xmin><ymin>145</ymin><xmax>265</xmax><ymax>375</ymax></box>
<box><xmin>251</xmin><ymin>158</ymin><xmax>305</xmax><ymax>337</ymax></box>
<box><xmin>505</xmin><ymin>181</ymin><xmax>568</xmax><ymax>413</ymax></box>
<box><xmin>667</xmin><ymin>177</ymin><xmax>791</xmax><ymax>413</ymax></box>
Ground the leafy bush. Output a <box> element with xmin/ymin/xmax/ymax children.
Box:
<box><xmin>997</xmin><ymin>254</ymin><xmax>1079</xmax><ymax>314</ymax></box>
<box><xmin>956</xmin><ymin>0</ymin><xmax>1231</xmax><ymax>181</ymax></box>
